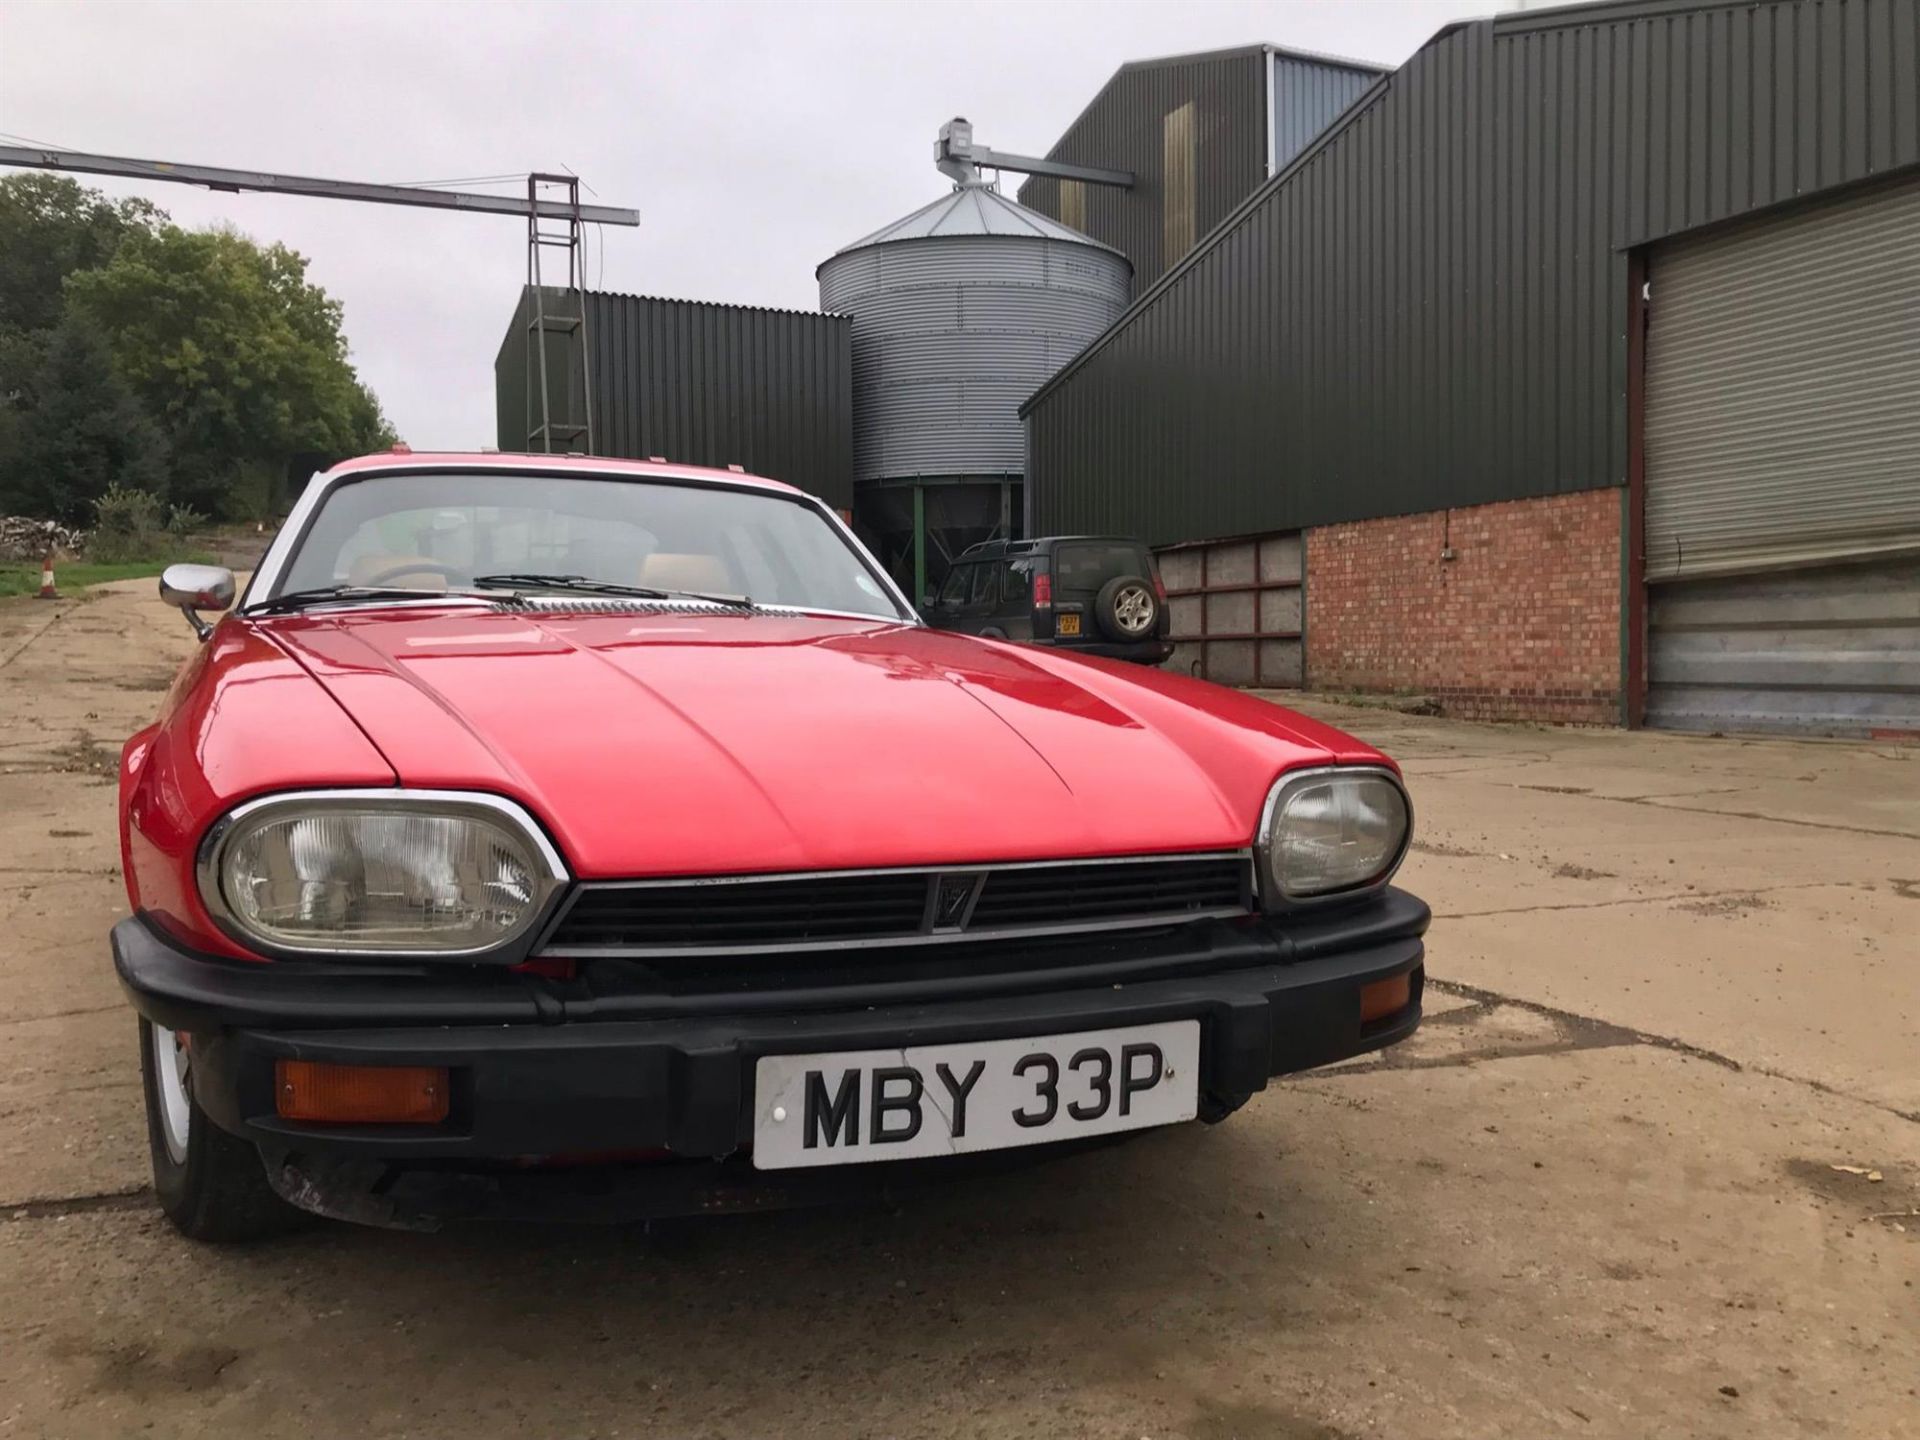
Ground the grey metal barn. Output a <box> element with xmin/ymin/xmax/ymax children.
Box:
<box><xmin>1018</xmin><ymin>0</ymin><xmax>1920</xmax><ymax>734</ymax></box>
<box><xmin>495</xmin><ymin>288</ymin><xmax>854</xmax><ymax>510</ymax></box>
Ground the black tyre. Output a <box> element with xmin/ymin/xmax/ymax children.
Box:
<box><xmin>979</xmin><ymin>626</ymin><xmax>1009</xmax><ymax>640</ymax></box>
<box><xmin>139</xmin><ymin>1019</ymin><xmax>307</xmax><ymax>1242</ymax></box>
<box><xmin>1093</xmin><ymin>575</ymin><xmax>1158</xmax><ymax>642</ymax></box>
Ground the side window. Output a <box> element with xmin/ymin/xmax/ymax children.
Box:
<box><xmin>968</xmin><ymin>562</ymin><xmax>999</xmax><ymax>606</ymax></box>
<box><xmin>1004</xmin><ymin>559</ymin><xmax>1038</xmax><ymax>608</ymax></box>
<box><xmin>938</xmin><ymin>565</ymin><xmax>971</xmax><ymax>605</ymax></box>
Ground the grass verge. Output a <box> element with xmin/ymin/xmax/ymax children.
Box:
<box><xmin>0</xmin><ymin>556</ymin><xmax>215</xmax><ymax>599</ymax></box>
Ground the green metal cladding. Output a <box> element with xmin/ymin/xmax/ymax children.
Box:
<box><xmin>1021</xmin><ymin>0</ymin><xmax>1920</xmax><ymax>545</ymax></box>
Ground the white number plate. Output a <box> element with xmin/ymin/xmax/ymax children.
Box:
<box><xmin>751</xmin><ymin>1020</ymin><xmax>1200</xmax><ymax>1170</ymax></box>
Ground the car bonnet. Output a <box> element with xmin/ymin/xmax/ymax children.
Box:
<box><xmin>260</xmin><ymin>607</ymin><xmax>1362</xmax><ymax>879</ymax></box>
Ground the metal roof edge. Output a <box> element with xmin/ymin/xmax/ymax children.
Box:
<box><xmin>815</xmin><ymin>221</ymin><xmax>1131</xmax><ymax>270</ymax></box>
<box><xmin>1109</xmin><ymin>40</ymin><xmax>1386</xmax><ymax>75</ymax></box>
<box><xmin>1491</xmin><ymin>0</ymin><xmax>1764</xmax><ymax>35</ymax></box>
<box><xmin>828</xmin><ymin>188</ymin><xmax>965</xmax><ymax>256</ymax></box>
<box><xmin>1258</xmin><ymin>42</ymin><xmax>1391</xmax><ymax>75</ymax></box>
<box><xmin>821</xmin><ymin>187</ymin><xmax>1132</xmax><ymax>273</ymax></box>
<box><xmin>570</xmin><ymin>285</ymin><xmax>849</xmax><ymax>323</ymax></box>
<box><xmin>1113</xmin><ymin>42</ymin><xmax>1281</xmax><ymax>72</ymax></box>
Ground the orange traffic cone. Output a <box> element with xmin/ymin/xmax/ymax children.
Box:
<box><xmin>35</xmin><ymin>548</ymin><xmax>59</xmax><ymax>601</ymax></box>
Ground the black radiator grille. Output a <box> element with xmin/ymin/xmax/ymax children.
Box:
<box><xmin>966</xmin><ymin>857</ymin><xmax>1247</xmax><ymax>929</ymax></box>
<box><xmin>543</xmin><ymin>854</ymin><xmax>1251</xmax><ymax>955</ymax></box>
<box><xmin>551</xmin><ymin>871</ymin><xmax>928</xmax><ymax>950</ymax></box>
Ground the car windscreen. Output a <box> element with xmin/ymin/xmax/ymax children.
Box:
<box><xmin>275</xmin><ymin>471</ymin><xmax>905</xmax><ymax>619</ymax></box>
<box><xmin>1053</xmin><ymin>542</ymin><xmax>1151</xmax><ymax>593</ymax></box>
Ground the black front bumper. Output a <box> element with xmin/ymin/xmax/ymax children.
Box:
<box><xmin>113</xmin><ymin>893</ymin><xmax>1426</xmax><ymax>1219</ymax></box>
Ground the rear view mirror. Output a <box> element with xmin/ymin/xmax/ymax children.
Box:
<box><xmin>159</xmin><ymin>563</ymin><xmax>236</xmax><ymax>641</ymax></box>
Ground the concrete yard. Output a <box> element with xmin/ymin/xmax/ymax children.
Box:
<box><xmin>0</xmin><ymin>580</ymin><xmax>1914</xmax><ymax>1439</ymax></box>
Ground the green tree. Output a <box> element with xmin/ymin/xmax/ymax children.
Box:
<box><xmin>0</xmin><ymin>315</ymin><xmax>169</xmax><ymax>524</ymax></box>
<box><xmin>0</xmin><ymin>326</ymin><xmax>38</xmax><ymax>486</ymax></box>
<box><xmin>66</xmin><ymin>225</ymin><xmax>396</xmax><ymax>517</ymax></box>
<box><xmin>0</xmin><ymin>173</ymin><xmax>164</xmax><ymax>335</ymax></box>
<box><xmin>0</xmin><ymin>175</ymin><xmax>169</xmax><ymax>514</ymax></box>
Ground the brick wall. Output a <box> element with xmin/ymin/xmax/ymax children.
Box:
<box><xmin>1305</xmin><ymin>488</ymin><xmax>1622</xmax><ymax>725</ymax></box>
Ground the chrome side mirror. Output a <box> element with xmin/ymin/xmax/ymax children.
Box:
<box><xmin>159</xmin><ymin>563</ymin><xmax>236</xmax><ymax>641</ymax></box>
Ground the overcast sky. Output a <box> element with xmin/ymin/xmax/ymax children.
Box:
<box><xmin>3</xmin><ymin>0</ymin><xmax>1495</xmax><ymax>448</ymax></box>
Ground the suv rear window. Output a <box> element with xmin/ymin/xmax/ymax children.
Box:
<box><xmin>1005</xmin><ymin>557</ymin><xmax>1039</xmax><ymax>607</ymax></box>
<box><xmin>1053</xmin><ymin>542</ymin><xmax>1149</xmax><ymax>592</ymax></box>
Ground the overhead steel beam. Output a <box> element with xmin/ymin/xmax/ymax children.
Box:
<box><xmin>934</xmin><ymin>119</ymin><xmax>1132</xmax><ymax>189</ymax></box>
<box><xmin>0</xmin><ymin>145</ymin><xmax>640</xmax><ymax>226</ymax></box>
<box><xmin>965</xmin><ymin>146</ymin><xmax>1133</xmax><ymax>188</ymax></box>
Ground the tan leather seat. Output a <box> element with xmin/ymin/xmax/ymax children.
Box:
<box><xmin>347</xmin><ymin>555</ymin><xmax>449</xmax><ymax>590</ymax></box>
<box><xmin>639</xmin><ymin>552</ymin><xmax>732</xmax><ymax>592</ymax></box>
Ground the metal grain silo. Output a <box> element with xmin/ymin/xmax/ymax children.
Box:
<box><xmin>819</xmin><ymin>130</ymin><xmax>1131</xmax><ymax>596</ymax></box>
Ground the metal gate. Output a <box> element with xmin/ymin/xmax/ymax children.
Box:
<box><xmin>1644</xmin><ymin>176</ymin><xmax>1920</xmax><ymax>735</ymax></box>
<box><xmin>1156</xmin><ymin>533</ymin><xmax>1302</xmax><ymax>688</ymax></box>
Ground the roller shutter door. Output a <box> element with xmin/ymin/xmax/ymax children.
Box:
<box><xmin>1644</xmin><ymin>177</ymin><xmax>1920</xmax><ymax>736</ymax></box>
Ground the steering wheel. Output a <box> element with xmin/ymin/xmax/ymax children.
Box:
<box><xmin>357</xmin><ymin>560</ymin><xmax>465</xmax><ymax>587</ymax></box>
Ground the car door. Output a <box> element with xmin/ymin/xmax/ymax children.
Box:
<box><xmin>992</xmin><ymin>558</ymin><xmax>1037</xmax><ymax>640</ymax></box>
<box><xmin>962</xmin><ymin>558</ymin><xmax>1003</xmax><ymax>635</ymax></box>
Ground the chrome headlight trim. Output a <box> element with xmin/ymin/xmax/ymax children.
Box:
<box><xmin>195</xmin><ymin>788</ymin><xmax>570</xmax><ymax>962</ymax></box>
<box><xmin>1254</xmin><ymin>765</ymin><xmax>1414</xmax><ymax>909</ymax></box>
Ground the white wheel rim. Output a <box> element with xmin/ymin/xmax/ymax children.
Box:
<box><xmin>151</xmin><ymin>1022</ymin><xmax>191</xmax><ymax>1164</ymax></box>
<box><xmin>1115</xmin><ymin>586</ymin><xmax>1154</xmax><ymax>635</ymax></box>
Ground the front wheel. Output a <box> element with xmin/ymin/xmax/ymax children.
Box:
<box><xmin>139</xmin><ymin>1019</ymin><xmax>306</xmax><ymax>1242</ymax></box>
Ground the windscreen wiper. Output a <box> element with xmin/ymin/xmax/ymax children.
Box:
<box><xmin>243</xmin><ymin>585</ymin><xmax>486</xmax><ymax>616</ymax></box>
<box><xmin>472</xmin><ymin>572</ymin><xmax>754</xmax><ymax>610</ymax></box>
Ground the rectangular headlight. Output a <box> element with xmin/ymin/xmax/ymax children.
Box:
<box><xmin>198</xmin><ymin>791</ymin><xmax>567</xmax><ymax>957</ymax></box>
<box><xmin>1258</xmin><ymin>767</ymin><xmax>1412</xmax><ymax>904</ymax></box>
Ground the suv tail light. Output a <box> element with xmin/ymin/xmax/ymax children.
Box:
<box><xmin>1152</xmin><ymin>571</ymin><xmax>1167</xmax><ymax>602</ymax></box>
<box><xmin>1032</xmin><ymin>571</ymin><xmax>1052</xmax><ymax>608</ymax></box>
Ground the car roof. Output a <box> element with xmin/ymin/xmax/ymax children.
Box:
<box><xmin>321</xmin><ymin>449</ymin><xmax>802</xmax><ymax>495</ymax></box>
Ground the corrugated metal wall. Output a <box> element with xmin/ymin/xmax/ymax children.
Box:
<box><xmin>1270</xmin><ymin>54</ymin><xmax>1377</xmax><ymax>175</ymax></box>
<box><xmin>1023</xmin><ymin>0</ymin><xmax>1920</xmax><ymax>546</ymax></box>
<box><xmin>1019</xmin><ymin>48</ymin><xmax>1267</xmax><ymax>292</ymax></box>
<box><xmin>495</xmin><ymin>286</ymin><xmax>589</xmax><ymax>454</ymax></box>
<box><xmin>495</xmin><ymin>287</ymin><xmax>854</xmax><ymax>509</ymax></box>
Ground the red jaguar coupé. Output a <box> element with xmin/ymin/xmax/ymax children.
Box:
<box><xmin>114</xmin><ymin>452</ymin><xmax>1427</xmax><ymax>1238</ymax></box>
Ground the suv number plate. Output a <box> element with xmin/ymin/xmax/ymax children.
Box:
<box><xmin>1056</xmin><ymin>612</ymin><xmax>1082</xmax><ymax>635</ymax></box>
<box><xmin>751</xmin><ymin>1021</ymin><xmax>1199</xmax><ymax>1170</ymax></box>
